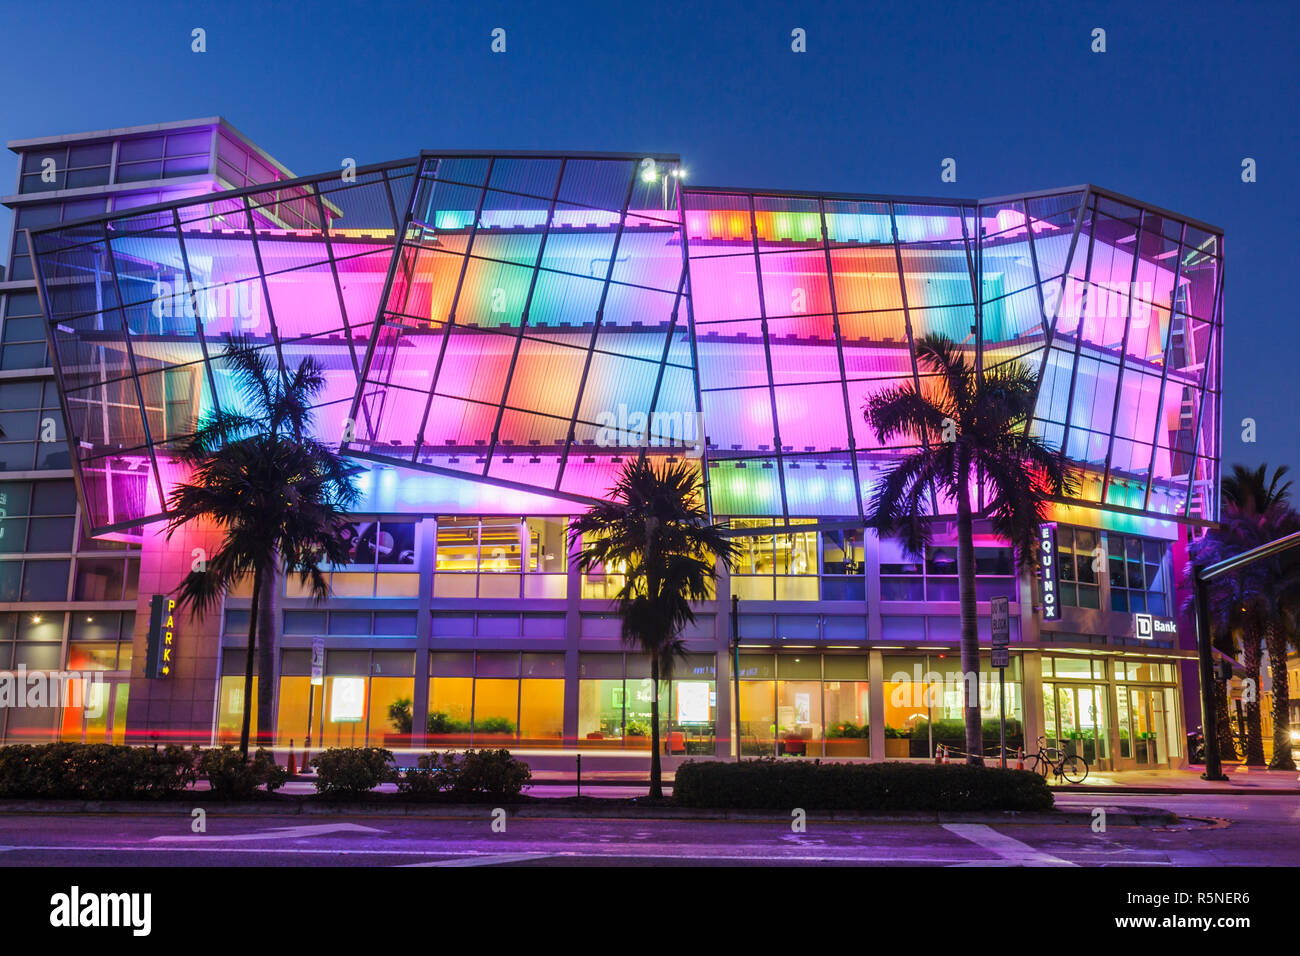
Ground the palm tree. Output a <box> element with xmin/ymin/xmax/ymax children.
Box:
<box><xmin>864</xmin><ymin>334</ymin><xmax>1073</xmax><ymax>765</ymax></box>
<box><xmin>165</xmin><ymin>336</ymin><xmax>360</xmax><ymax>756</ymax></box>
<box><xmin>571</xmin><ymin>458</ymin><xmax>737</xmax><ymax>799</ymax></box>
<box><xmin>1192</xmin><ymin>465</ymin><xmax>1299</xmax><ymax>769</ymax></box>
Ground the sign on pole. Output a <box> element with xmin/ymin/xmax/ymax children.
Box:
<box><xmin>990</xmin><ymin>595</ymin><xmax>1010</xmax><ymax>767</ymax></box>
<box><xmin>310</xmin><ymin>637</ymin><xmax>325</xmax><ymax>687</ymax></box>
<box><xmin>990</xmin><ymin>595</ymin><xmax>1010</xmax><ymax>668</ymax></box>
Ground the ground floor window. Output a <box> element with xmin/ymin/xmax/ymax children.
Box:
<box><xmin>881</xmin><ymin>654</ymin><xmax>1023</xmax><ymax>759</ymax></box>
<box><xmin>577</xmin><ymin>653</ymin><xmax>715</xmax><ymax>754</ymax></box>
<box><xmin>428</xmin><ymin>652</ymin><xmax>565</xmax><ymax>748</ymax></box>
<box><xmin>737</xmin><ymin>654</ymin><xmax>870</xmax><ymax>758</ymax></box>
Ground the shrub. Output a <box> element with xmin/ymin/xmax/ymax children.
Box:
<box><xmin>911</xmin><ymin>718</ymin><xmax>1022</xmax><ymax>741</ymax></box>
<box><xmin>427</xmin><ymin>711</ymin><xmax>469</xmax><ymax>735</ymax></box>
<box><xmin>388</xmin><ymin>698</ymin><xmax>414</xmax><ymax>734</ymax></box>
<box><xmin>473</xmin><ymin>716</ymin><xmax>515</xmax><ymax>735</ymax></box>
<box><xmin>673</xmin><ymin>759</ymin><xmax>1052</xmax><ymax>812</ymax></box>
<box><xmin>0</xmin><ymin>743</ymin><xmax>196</xmax><ymax>800</ymax></box>
<box><xmin>310</xmin><ymin>747</ymin><xmax>398</xmax><ymax>796</ymax></box>
<box><xmin>826</xmin><ymin>721</ymin><xmax>867</xmax><ymax>739</ymax></box>
<box><xmin>195</xmin><ymin>746</ymin><xmax>288</xmax><ymax>798</ymax></box>
<box><xmin>399</xmin><ymin>749</ymin><xmax>532</xmax><ymax>801</ymax></box>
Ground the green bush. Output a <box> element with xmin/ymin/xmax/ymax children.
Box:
<box><xmin>399</xmin><ymin>749</ymin><xmax>532</xmax><ymax>801</ymax></box>
<box><xmin>195</xmin><ymin>746</ymin><xmax>288</xmax><ymax>798</ymax></box>
<box><xmin>673</xmin><ymin>759</ymin><xmax>1052</xmax><ymax>812</ymax></box>
<box><xmin>310</xmin><ymin>747</ymin><xmax>398</xmax><ymax>796</ymax></box>
<box><xmin>426</xmin><ymin>711</ymin><xmax>470</xmax><ymax>735</ymax></box>
<box><xmin>884</xmin><ymin>725</ymin><xmax>908</xmax><ymax>739</ymax></box>
<box><xmin>388</xmin><ymin>698</ymin><xmax>414</xmax><ymax>734</ymax></box>
<box><xmin>826</xmin><ymin>721</ymin><xmax>867</xmax><ymax>739</ymax></box>
<box><xmin>911</xmin><ymin>718</ymin><xmax>1022</xmax><ymax>741</ymax></box>
<box><xmin>0</xmin><ymin>743</ymin><xmax>196</xmax><ymax>800</ymax></box>
<box><xmin>473</xmin><ymin>716</ymin><xmax>515</xmax><ymax>735</ymax></box>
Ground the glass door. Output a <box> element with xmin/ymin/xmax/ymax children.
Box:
<box><xmin>1126</xmin><ymin>688</ymin><xmax>1168</xmax><ymax>767</ymax></box>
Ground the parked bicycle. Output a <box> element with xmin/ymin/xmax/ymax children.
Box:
<box><xmin>1021</xmin><ymin>735</ymin><xmax>1090</xmax><ymax>784</ymax></box>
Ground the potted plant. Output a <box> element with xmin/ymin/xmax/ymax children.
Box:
<box><xmin>385</xmin><ymin>697</ymin><xmax>414</xmax><ymax>748</ymax></box>
<box><xmin>825</xmin><ymin>720</ymin><xmax>869</xmax><ymax>757</ymax></box>
<box><xmin>625</xmin><ymin>719</ymin><xmax>651</xmax><ymax>750</ymax></box>
<box><xmin>885</xmin><ymin>725</ymin><xmax>911</xmax><ymax>758</ymax></box>
<box><xmin>427</xmin><ymin>710</ymin><xmax>472</xmax><ymax>747</ymax></box>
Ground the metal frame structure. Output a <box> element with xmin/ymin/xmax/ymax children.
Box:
<box><xmin>24</xmin><ymin>153</ymin><xmax>1223</xmax><ymax>540</ymax></box>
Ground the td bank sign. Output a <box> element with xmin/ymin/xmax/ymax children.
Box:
<box><xmin>1133</xmin><ymin>613</ymin><xmax>1178</xmax><ymax>640</ymax></box>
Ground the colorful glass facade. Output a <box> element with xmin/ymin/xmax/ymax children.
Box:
<box><xmin>26</xmin><ymin>154</ymin><xmax>1222</xmax><ymax>536</ymax></box>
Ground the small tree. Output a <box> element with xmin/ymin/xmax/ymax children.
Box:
<box><xmin>571</xmin><ymin>459</ymin><xmax>737</xmax><ymax>799</ymax></box>
<box><xmin>166</xmin><ymin>336</ymin><xmax>359</xmax><ymax>756</ymax></box>
<box><xmin>864</xmin><ymin>335</ymin><xmax>1072</xmax><ymax>764</ymax></box>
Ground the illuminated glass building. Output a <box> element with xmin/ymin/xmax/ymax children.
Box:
<box><xmin>3</xmin><ymin>119</ymin><xmax>1222</xmax><ymax>770</ymax></box>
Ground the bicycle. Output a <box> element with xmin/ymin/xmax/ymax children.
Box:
<box><xmin>1021</xmin><ymin>736</ymin><xmax>1089</xmax><ymax>784</ymax></box>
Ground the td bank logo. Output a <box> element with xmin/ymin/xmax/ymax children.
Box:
<box><xmin>1134</xmin><ymin>613</ymin><xmax>1177</xmax><ymax>639</ymax></box>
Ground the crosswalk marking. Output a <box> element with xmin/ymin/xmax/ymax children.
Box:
<box><xmin>943</xmin><ymin>824</ymin><xmax>1077</xmax><ymax>866</ymax></box>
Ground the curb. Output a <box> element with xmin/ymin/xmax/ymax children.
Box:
<box><xmin>1053</xmin><ymin>786</ymin><xmax>1300</xmax><ymax>796</ymax></box>
<box><xmin>0</xmin><ymin>799</ymin><xmax>1175</xmax><ymax>826</ymax></box>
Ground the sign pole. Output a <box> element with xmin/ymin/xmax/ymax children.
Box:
<box><xmin>999</xmin><ymin>666</ymin><xmax>1006</xmax><ymax>769</ymax></box>
<box><xmin>990</xmin><ymin>595</ymin><xmax>1010</xmax><ymax>768</ymax></box>
<box><xmin>731</xmin><ymin>594</ymin><xmax>742</xmax><ymax>762</ymax></box>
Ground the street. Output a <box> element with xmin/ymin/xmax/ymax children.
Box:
<box><xmin>0</xmin><ymin>793</ymin><xmax>1295</xmax><ymax>867</ymax></box>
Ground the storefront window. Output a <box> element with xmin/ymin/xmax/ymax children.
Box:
<box><xmin>426</xmin><ymin>651</ymin><xmax>564</xmax><ymax>748</ymax></box>
<box><xmin>669</xmin><ymin>655</ymin><xmax>717</xmax><ymax>755</ymax></box>
<box><xmin>735</xmin><ymin>654</ymin><xmax>869</xmax><ymax>758</ymax></box>
<box><xmin>883</xmin><ymin>653</ymin><xmax>1022</xmax><ymax>758</ymax></box>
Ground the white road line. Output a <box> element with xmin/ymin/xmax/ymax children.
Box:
<box><xmin>150</xmin><ymin>823</ymin><xmax>385</xmax><ymax>843</ymax></box>
<box><xmin>401</xmin><ymin>852</ymin><xmax>553</xmax><ymax>867</ymax></box>
<box><xmin>942</xmin><ymin>824</ymin><xmax>1077</xmax><ymax>866</ymax></box>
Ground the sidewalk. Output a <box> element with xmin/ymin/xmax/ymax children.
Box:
<box><xmin>1049</xmin><ymin>763</ymin><xmax>1300</xmax><ymax>794</ymax></box>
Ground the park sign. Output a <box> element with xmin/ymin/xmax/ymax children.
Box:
<box><xmin>1037</xmin><ymin>524</ymin><xmax>1060</xmax><ymax>621</ymax></box>
<box><xmin>990</xmin><ymin>595</ymin><xmax>1010</xmax><ymax>668</ymax></box>
<box><xmin>144</xmin><ymin>594</ymin><xmax>176</xmax><ymax>679</ymax></box>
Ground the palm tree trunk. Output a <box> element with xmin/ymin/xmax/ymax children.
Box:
<box><xmin>255</xmin><ymin>555</ymin><xmax>280</xmax><ymax>752</ymax></box>
<box><xmin>1241</xmin><ymin>632</ymin><xmax>1267</xmax><ymax>766</ymax></box>
<box><xmin>649</xmin><ymin>651</ymin><xmax>663</xmax><ymax>800</ymax></box>
<box><xmin>1214</xmin><ymin>679</ymin><xmax>1238</xmax><ymax>760</ymax></box>
<box><xmin>1265</xmin><ymin>623</ymin><xmax>1295</xmax><ymax>770</ymax></box>
<box><xmin>954</xmin><ymin>461</ymin><xmax>983</xmax><ymax>765</ymax></box>
<box><xmin>238</xmin><ymin>569</ymin><xmax>262</xmax><ymax>759</ymax></box>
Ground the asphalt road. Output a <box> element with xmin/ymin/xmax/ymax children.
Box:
<box><xmin>0</xmin><ymin>793</ymin><xmax>1295</xmax><ymax>867</ymax></box>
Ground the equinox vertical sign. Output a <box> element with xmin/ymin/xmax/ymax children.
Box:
<box><xmin>1038</xmin><ymin>524</ymin><xmax>1060</xmax><ymax>621</ymax></box>
<box><xmin>145</xmin><ymin>594</ymin><xmax>176</xmax><ymax>679</ymax></box>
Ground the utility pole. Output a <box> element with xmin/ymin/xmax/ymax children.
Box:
<box><xmin>731</xmin><ymin>594</ymin><xmax>742</xmax><ymax>762</ymax></box>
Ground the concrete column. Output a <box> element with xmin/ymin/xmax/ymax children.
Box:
<box><xmin>562</xmin><ymin>520</ymin><xmax>582</xmax><ymax>750</ymax></box>
<box><xmin>126</xmin><ymin>522</ymin><xmax>225</xmax><ymax>745</ymax></box>
<box><xmin>715</xmin><ymin>563</ymin><xmax>733</xmax><ymax>759</ymax></box>
<box><xmin>410</xmin><ymin>516</ymin><xmax>436</xmax><ymax>748</ymax></box>
<box><xmin>1022</xmin><ymin>650</ymin><xmax>1042</xmax><ymax>754</ymax></box>
<box><xmin>869</xmin><ymin>649</ymin><xmax>885</xmax><ymax>762</ymax></box>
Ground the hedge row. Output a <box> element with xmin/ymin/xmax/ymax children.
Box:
<box><xmin>672</xmin><ymin>759</ymin><xmax>1053</xmax><ymax>812</ymax></box>
<box><xmin>0</xmin><ymin>743</ymin><xmax>198</xmax><ymax>800</ymax></box>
